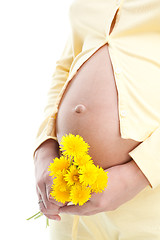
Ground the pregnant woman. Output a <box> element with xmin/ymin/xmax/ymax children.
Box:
<box><xmin>34</xmin><ymin>1</ymin><xmax>160</xmax><ymax>239</ymax></box>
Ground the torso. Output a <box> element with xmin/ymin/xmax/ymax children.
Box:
<box><xmin>55</xmin><ymin>44</ymin><xmax>141</xmax><ymax>169</ymax></box>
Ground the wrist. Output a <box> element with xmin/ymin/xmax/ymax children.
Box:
<box><xmin>124</xmin><ymin>160</ymin><xmax>150</xmax><ymax>191</ymax></box>
<box><xmin>34</xmin><ymin>139</ymin><xmax>60</xmax><ymax>163</ymax></box>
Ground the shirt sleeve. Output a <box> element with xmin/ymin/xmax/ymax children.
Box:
<box><xmin>129</xmin><ymin>126</ymin><xmax>160</xmax><ymax>189</ymax></box>
<box><xmin>33</xmin><ymin>33</ymin><xmax>74</xmax><ymax>160</ymax></box>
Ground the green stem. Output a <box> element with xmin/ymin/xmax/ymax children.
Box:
<box><xmin>34</xmin><ymin>212</ymin><xmax>43</xmax><ymax>219</ymax></box>
<box><xmin>26</xmin><ymin>211</ymin><xmax>42</xmax><ymax>220</ymax></box>
<box><xmin>46</xmin><ymin>218</ymin><xmax>49</xmax><ymax>228</ymax></box>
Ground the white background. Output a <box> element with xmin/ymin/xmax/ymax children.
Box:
<box><xmin>0</xmin><ymin>0</ymin><xmax>73</xmax><ymax>239</ymax></box>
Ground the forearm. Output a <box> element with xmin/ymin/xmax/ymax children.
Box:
<box><xmin>121</xmin><ymin>160</ymin><xmax>150</xmax><ymax>192</ymax></box>
<box><xmin>59</xmin><ymin>159</ymin><xmax>151</xmax><ymax>215</ymax></box>
<box><xmin>34</xmin><ymin>139</ymin><xmax>60</xmax><ymax>163</ymax></box>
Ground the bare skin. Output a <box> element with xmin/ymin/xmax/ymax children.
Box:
<box><xmin>34</xmin><ymin>139</ymin><xmax>63</xmax><ymax>221</ymax></box>
<box><xmin>56</xmin><ymin>43</ymin><xmax>141</xmax><ymax>169</ymax></box>
<box><xmin>35</xmin><ymin>140</ymin><xmax>149</xmax><ymax>220</ymax></box>
<box><xmin>60</xmin><ymin>160</ymin><xmax>149</xmax><ymax>216</ymax></box>
<box><xmin>34</xmin><ymin>44</ymin><xmax>150</xmax><ymax>220</ymax></box>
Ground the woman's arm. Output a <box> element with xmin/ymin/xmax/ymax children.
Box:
<box><xmin>59</xmin><ymin>160</ymin><xmax>150</xmax><ymax>216</ymax></box>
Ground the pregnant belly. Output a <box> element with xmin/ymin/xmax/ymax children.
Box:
<box><xmin>56</xmin><ymin>44</ymin><xmax>141</xmax><ymax>169</ymax></box>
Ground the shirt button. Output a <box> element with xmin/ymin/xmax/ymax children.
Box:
<box><xmin>115</xmin><ymin>67</ymin><xmax>122</xmax><ymax>75</ymax></box>
<box><xmin>120</xmin><ymin>110</ymin><xmax>127</xmax><ymax>117</ymax></box>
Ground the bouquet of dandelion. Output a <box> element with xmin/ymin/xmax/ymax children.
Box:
<box><xmin>27</xmin><ymin>134</ymin><xmax>108</xmax><ymax>224</ymax></box>
<box><xmin>48</xmin><ymin>134</ymin><xmax>108</xmax><ymax>206</ymax></box>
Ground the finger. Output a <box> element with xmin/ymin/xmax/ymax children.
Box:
<box><xmin>48</xmin><ymin>195</ymin><xmax>68</xmax><ymax>207</ymax></box>
<box><xmin>36</xmin><ymin>187</ymin><xmax>46</xmax><ymax>213</ymax></box>
<box><xmin>43</xmin><ymin>213</ymin><xmax>61</xmax><ymax>221</ymax></box>
<box><xmin>36</xmin><ymin>186</ymin><xmax>44</xmax><ymax>207</ymax></box>
<box><xmin>36</xmin><ymin>186</ymin><xmax>41</xmax><ymax>200</ymax></box>
<box><xmin>59</xmin><ymin>201</ymin><xmax>93</xmax><ymax>216</ymax></box>
<box><xmin>37</xmin><ymin>185</ymin><xmax>60</xmax><ymax>216</ymax></box>
<box><xmin>37</xmin><ymin>187</ymin><xmax>62</xmax><ymax>220</ymax></box>
<box><xmin>37</xmin><ymin>183</ymin><xmax>48</xmax><ymax>209</ymax></box>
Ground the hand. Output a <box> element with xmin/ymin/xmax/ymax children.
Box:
<box><xmin>59</xmin><ymin>160</ymin><xmax>150</xmax><ymax>216</ymax></box>
<box><xmin>34</xmin><ymin>139</ymin><xmax>66</xmax><ymax>221</ymax></box>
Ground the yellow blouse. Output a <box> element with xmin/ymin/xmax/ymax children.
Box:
<box><xmin>33</xmin><ymin>0</ymin><xmax>160</xmax><ymax>188</ymax></box>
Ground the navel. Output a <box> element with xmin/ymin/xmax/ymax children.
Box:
<box><xmin>74</xmin><ymin>104</ymin><xmax>86</xmax><ymax>113</ymax></box>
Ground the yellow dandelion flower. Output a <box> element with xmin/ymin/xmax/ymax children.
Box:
<box><xmin>60</xmin><ymin>134</ymin><xmax>89</xmax><ymax>158</ymax></box>
<box><xmin>64</xmin><ymin>165</ymin><xmax>80</xmax><ymax>186</ymax></box>
<box><xmin>48</xmin><ymin>156</ymin><xmax>69</xmax><ymax>177</ymax></box>
<box><xmin>74</xmin><ymin>154</ymin><xmax>93</xmax><ymax>167</ymax></box>
<box><xmin>53</xmin><ymin>169</ymin><xmax>68</xmax><ymax>191</ymax></box>
<box><xmin>91</xmin><ymin>167</ymin><xmax>108</xmax><ymax>193</ymax></box>
<box><xmin>70</xmin><ymin>184</ymin><xmax>91</xmax><ymax>206</ymax></box>
<box><xmin>50</xmin><ymin>185</ymin><xmax>71</xmax><ymax>204</ymax></box>
<box><xmin>79</xmin><ymin>163</ymin><xmax>98</xmax><ymax>186</ymax></box>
